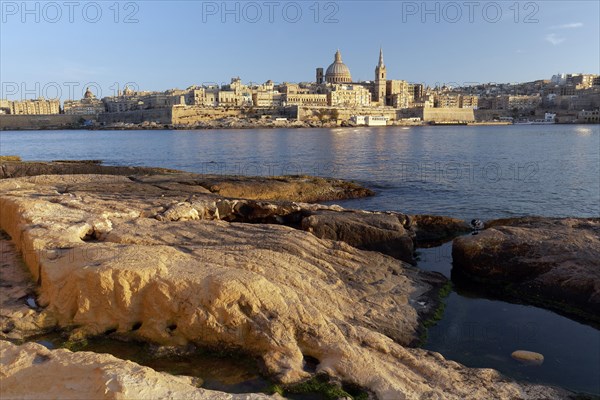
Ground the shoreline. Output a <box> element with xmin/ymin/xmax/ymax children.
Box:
<box><xmin>0</xmin><ymin>160</ymin><xmax>597</xmax><ymax>399</ymax></box>
<box><xmin>2</xmin><ymin>120</ymin><xmax>597</xmax><ymax>132</ymax></box>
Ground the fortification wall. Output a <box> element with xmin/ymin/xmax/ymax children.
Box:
<box><xmin>0</xmin><ymin>114</ymin><xmax>92</xmax><ymax>130</ymax></box>
<box><xmin>171</xmin><ymin>106</ymin><xmax>297</xmax><ymax>125</ymax></box>
<box><xmin>422</xmin><ymin>108</ymin><xmax>475</xmax><ymax>122</ymax></box>
<box><xmin>97</xmin><ymin>109</ymin><xmax>172</xmax><ymax>125</ymax></box>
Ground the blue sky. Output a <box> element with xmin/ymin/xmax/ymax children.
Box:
<box><xmin>1</xmin><ymin>0</ymin><xmax>599</xmax><ymax>100</ymax></box>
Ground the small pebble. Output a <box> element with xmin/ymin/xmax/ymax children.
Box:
<box><xmin>26</xmin><ymin>297</ymin><xmax>37</xmax><ymax>309</ymax></box>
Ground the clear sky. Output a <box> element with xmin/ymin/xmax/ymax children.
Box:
<box><xmin>1</xmin><ymin>0</ymin><xmax>599</xmax><ymax>100</ymax></box>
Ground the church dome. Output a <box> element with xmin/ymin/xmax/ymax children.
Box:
<box><xmin>84</xmin><ymin>87</ymin><xmax>94</xmax><ymax>99</ymax></box>
<box><xmin>325</xmin><ymin>50</ymin><xmax>352</xmax><ymax>83</ymax></box>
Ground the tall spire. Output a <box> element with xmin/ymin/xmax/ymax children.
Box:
<box><xmin>378</xmin><ymin>47</ymin><xmax>385</xmax><ymax>67</ymax></box>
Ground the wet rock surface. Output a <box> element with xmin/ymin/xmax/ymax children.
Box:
<box><xmin>0</xmin><ymin>340</ymin><xmax>276</xmax><ymax>399</ymax></box>
<box><xmin>0</xmin><ymin>174</ymin><xmax>574</xmax><ymax>399</ymax></box>
<box><xmin>410</xmin><ymin>214</ymin><xmax>472</xmax><ymax>247</ymax></box>
<box><xmin>0</xmin><ymin>231</ymin><xmax>57</xmax><ymax>340</ymax></box>
<box><xmin>452</xmin><ymin>217</ymin><xmax>600</xmax><ymax>325</ymax></box>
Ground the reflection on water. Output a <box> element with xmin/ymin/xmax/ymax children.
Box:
<box><xmin>1</xmin><ymin>125</ymin><xmax>598</xmax><ymax>219</ymax></box>
<box><xmin>33</xmin><ymin>334</ymin><xmax>272</xmax><ymax>394</ymax></box>
<box><xmin>417</xmin><ymin>242</ymin><xmax>600</xmax><ymax>396</ymax></box>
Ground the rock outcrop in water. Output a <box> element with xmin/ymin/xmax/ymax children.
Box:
<box><xmin>453</xmin><ymin>217</ymin><xmax>600</xmax><ymax>325</ymax></box>
<box><xmin>0</xmin><ymin>174</ymin><xmax>573</xmax><ymax>399</ymax></box>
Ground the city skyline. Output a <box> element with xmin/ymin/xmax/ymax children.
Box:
<box><xmin>1</xmin><ymin>0</ymin><xmax>599</xmax><ymax>100</ymax></box>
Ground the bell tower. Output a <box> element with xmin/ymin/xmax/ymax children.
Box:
<box><xmin>375</xmin><ymin>47</ymin><xmax>387</xmax><ymax>105</ymax></box>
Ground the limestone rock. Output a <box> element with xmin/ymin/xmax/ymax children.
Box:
<box><xmin>132</xmin><ymin>174</ymin><xmax>374</xmax><ymax>203</ymax></box>
<box><xmin>0</xmin><ymin>340</ymin><xmax>275</xmax><ymax>399</ymax></box>
<box><xmin>453</xmin><ymin>217</ymin><xmax>600</xmax><ymax>324</ymax></box>
<box><xmin>0</xmin><ymin>231</ymin><xmax>58</xmax><ymax>340</ymax></box>
<box><xmin>157</xmin><ymin>202</ymin><xmax>200</xmax><ymax>222</ymax></box>
<box><xmin>0</xmin><ymin>160</ymin><xmax>179</xmax><ymax>179</ymax></box>
<box><xmin>0</xmin><ymin>175</ymin><xmax>573</xmax><ymax>399</ymax></box>
<box><xmin>301</xmin><ymin>210</ymin><xmax>415</xmax><ymax>264</ymax></box>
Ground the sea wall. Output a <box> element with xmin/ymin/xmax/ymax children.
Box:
<box><xmin>297</xmin><ymin>106</ymin><xmax>399</xmax><ymax>123</ymax></box>
<box><xmin>474</xmin><ymin>109</ymin><xmax>511</xmax><ymax>121</ymax></box>
<box><xmin>0</xmin><ymin>114</ymin><xmax>92</xmax><ymax>130</ymax></box>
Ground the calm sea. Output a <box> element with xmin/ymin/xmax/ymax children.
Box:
<box><xmin>1</xmin><ymin>125</ymin><xmax>598</xmax><ymax>219</ymax></box>
<box><xmin>1</xmin><ymin>124</ymin><xmax>599</xmax><ymax>394</ymax></box>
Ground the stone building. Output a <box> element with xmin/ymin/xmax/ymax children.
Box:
<box><xmin>64</xmin><ymin>88</ymin><xmax>106</xmax><ymax>115</ymax></box>
<box><xmin>578</xmin><ymin>109</ymin><xmax>599</xmax><ymax>123</ymax></box>
<box><xmin>459</xmin><ymin>95</ymin><xmax>478</xmax><ymax>109</ymax></box>
<box><xmin>103</xmin><ymin>86</ymin><xmax>189</xmax><ymax>112</ymax></box>
<box><xmin>387</xmin><ymin>80</ymin><xmax>410</xmax><ymax>109</ymax></box>
<box><xmin>435</xmin><ymin>93</ymin><xmax>460</xmax><ymax>108</ymax></box>
<box><xmin>9</xmin><ymin>98</ymin><xmax>60</xmax><ymax>115</ymax></box>
<box><xmin>327</xmin><ymin>84</ymin><xmax>371</xmax><ymax>107</ymax></box>
<box><xmin>409</xmin><ymin>84</ymin><xmax>424</xmax><ymax>103</ymax></box>
<box><xmin>0</xmin><ymin>99</ymin><xmax>11</xmax><ymax>114</ymax></box>
<box><xmin>283</xmin><ymin>93</ymin><xmax>328</xmax><ymax>107</ymax></box>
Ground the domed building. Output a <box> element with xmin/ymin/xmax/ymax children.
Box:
<box><xmin>325</xmin><ymin>50</ymin><xmax>352</xmax><ymax>84</ymax></box>
<box><xmin>83</xmin><ymin>87</ymin><xmax>95</xmax><ymax>99</ymax></box>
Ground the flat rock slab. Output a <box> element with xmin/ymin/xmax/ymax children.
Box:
<box><xmin>1</xmin><ymin>161</ymin><xmax>373</xmax><ymax>203</ymax></box>
<box><xmin>0</xmin><ymin>160</ymin><xmax>180</xmax><ymax>179</ymax></box>
<box><xmin>0</xmin><ymin>176</ymin><xmax>572</xmax><ymax>399</ymax></box>
<box><xmin>453</xmin><ymin>217</ymin><xmax>600</xmax><ymax>324</ymax></box>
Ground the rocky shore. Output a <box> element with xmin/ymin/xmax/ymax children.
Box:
<box><xmin>0</xmin><ymin>160</ymin><xmax>582</xmax><ymax>399</ymax></box>
<box><xmin>453</xmin><ymin>217</ymin><xmax>600</xmax><ymax>326</ymax></box>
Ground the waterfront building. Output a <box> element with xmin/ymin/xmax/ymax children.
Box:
<box><xmin>578</xmin><ymin>109</ymin><xmax>600</xmax><ymax>123</ymax></box>
<box><xmin>350</xmin><ymin>115</ymin><xmax>388</xmax><ymax>126</ymax></box>
<box><xmin>9</xmin><ymin>98</ymin><xmax>60</xmax><ymax>115</ymax></box>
